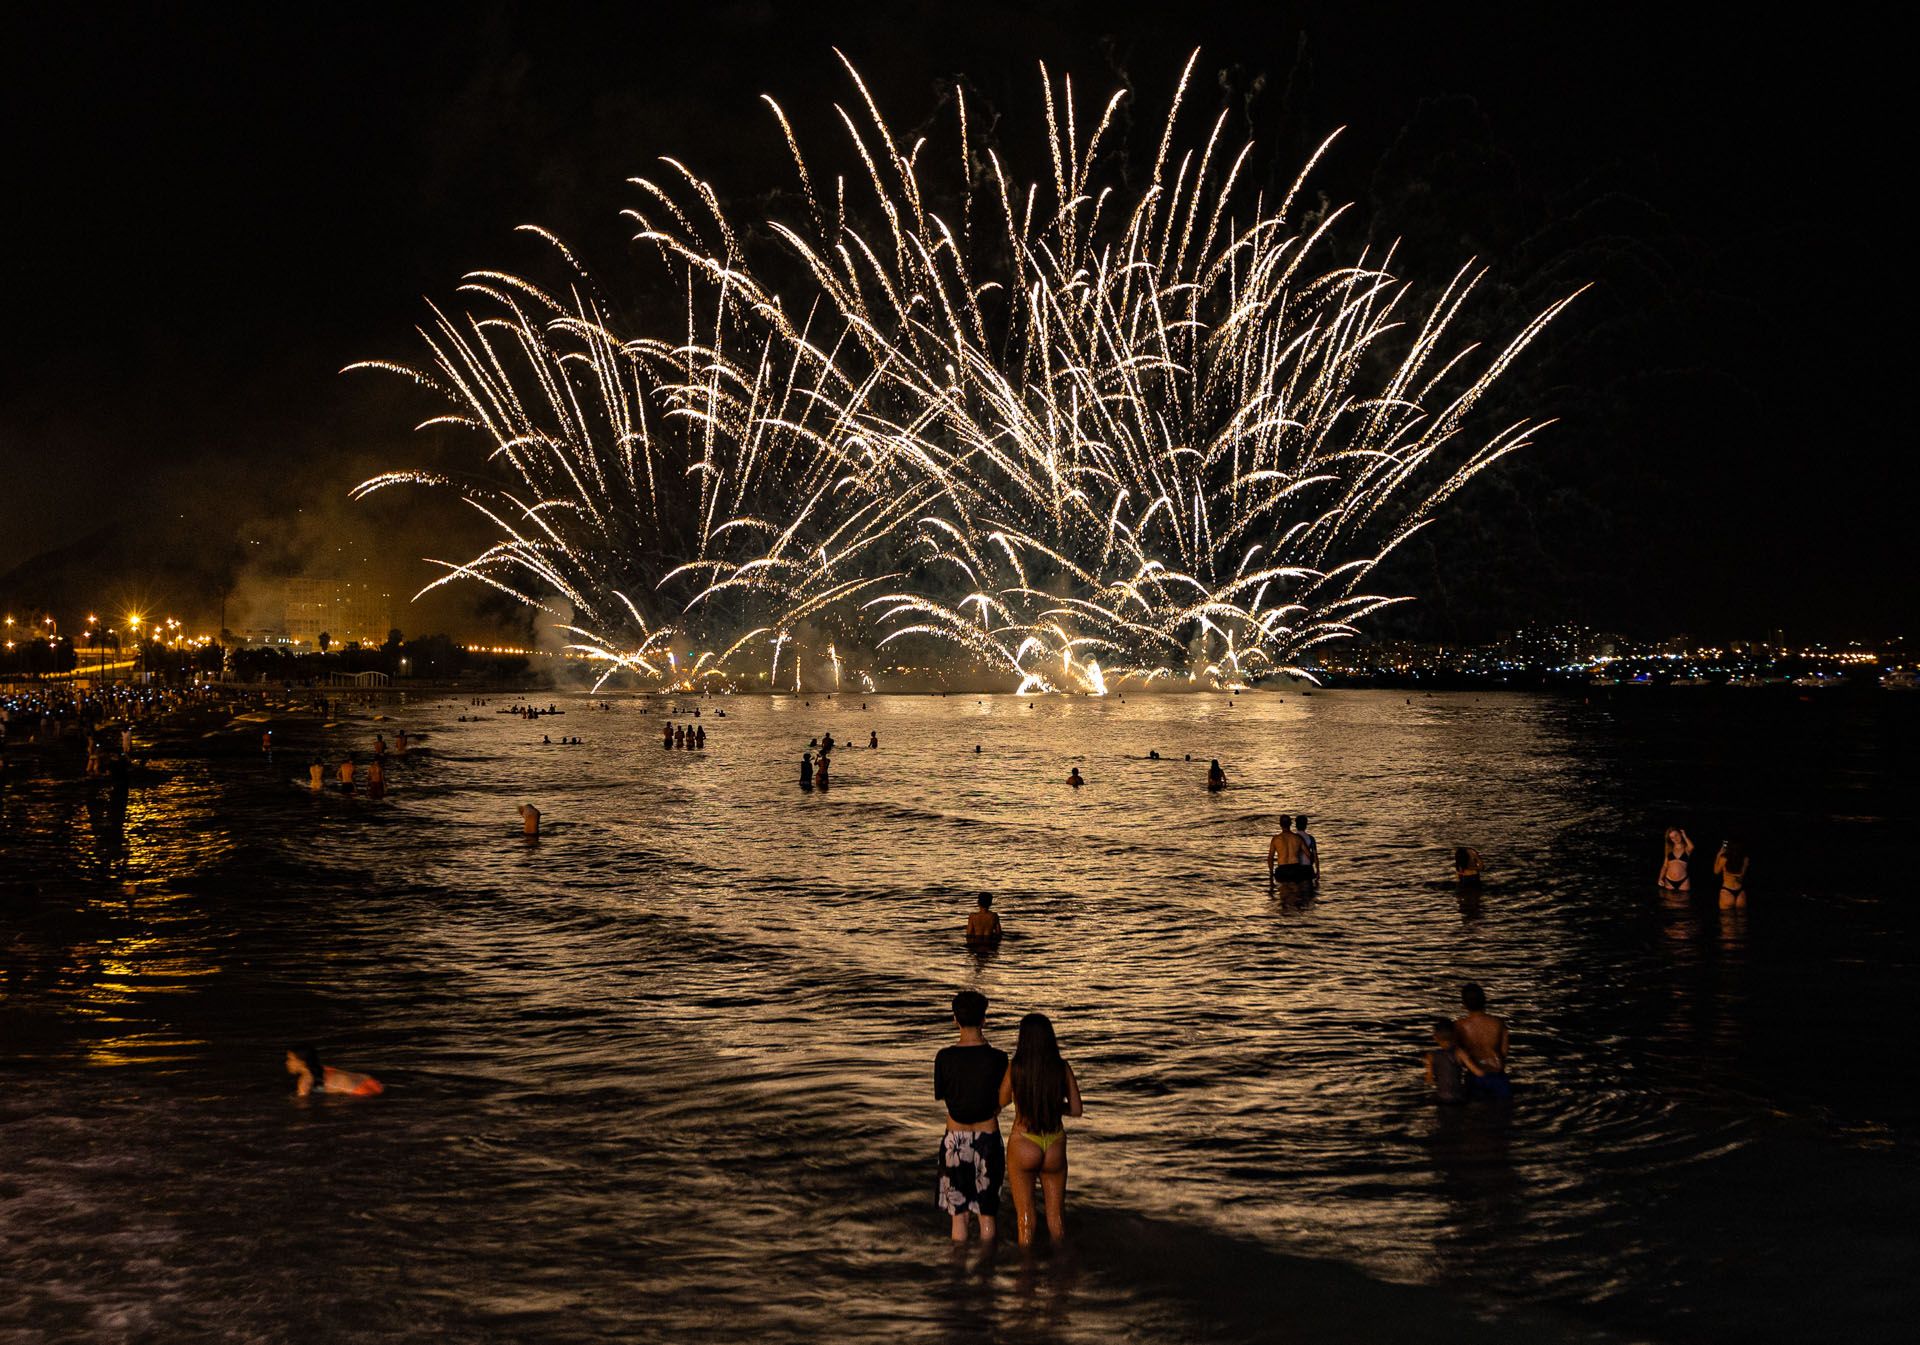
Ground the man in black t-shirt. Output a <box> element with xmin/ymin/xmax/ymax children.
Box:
<box><xmin>933</xmin><ymin>990</ymin><xmax>1008</xmax><ymax>1243</ymax></box>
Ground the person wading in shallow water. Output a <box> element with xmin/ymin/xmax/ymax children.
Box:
<box><xmin>1268</xmin><ymin>816</ymin><xmax>1312</xmax><ymax>883</ymax></box>
<box><xmin>1660</xmin><ymin>826</ymin><xmax>1693</xmax><ymax>892</ymax></box>
<box><xmin>998</xmin><ymin>1012</ymin><xmax>1083</xmax><ymax>1246</ymax></box>
<box><xmin>966</xmin><ymin>893</ymin><xmax>1003</xmax><ymax>945</ymax></box>
<box><xmin>1714</xmin><ymin>840</ymin><xmax>1749</xmax><ymax>908</ymax></box>
<box><xmin>1452</xmin><ymin>982</ymin><xmax>1511</xmax><ymax>1099</ymax></box>
<box><xmin>934</xmin><ymin>991</ymin><xmax>1007</xmax><ymax>1243</ymax></box>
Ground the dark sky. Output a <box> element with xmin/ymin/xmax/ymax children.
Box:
<box><xmin>0</xmin><ymin>2</ymin><xmax>1904</xmax><ymax>641</ymax></box>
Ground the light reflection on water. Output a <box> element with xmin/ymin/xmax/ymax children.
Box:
<box><xmin>2</xmin><ymin>689</ymin><xmax>1915</xmax><ymax>1342</ymax></box>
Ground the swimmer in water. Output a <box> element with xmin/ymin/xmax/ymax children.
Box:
<box><xmin>519</xmin><ymin>803</ymin><xmax>541</xmax><ymax>837</ymax></box>
<box><xmin>1659</xmin><ymin>826</ymin><xmax>1693</xmax><ymax>892</ymax></box>
<box><xmin>1454</xmin><ymin>846</ymin><xmax>1483</xmax><ymax>884</ymax></box>
<box><xmin>974</xmin><ymin>744</ymin><xmax>982</xmax><ymax>754</ymax></box>
<box><xmin>308</xmin><ymin>758</ymin><xmax>324</xmax><ymax>791</ymax></box>
<box><xmin>1206</xmin><ymin>759</ymin><xmax>1225</xmax><ymax>790</ymax></box>
<box><xmin>966</xmin><ymin>893</ymin><xmax>1003</xmax><ymax>944</ymax></box>
<box><xmin>1067</xmin><ymin>767</ymin><xmax>1084</xmax><ymax>787</ymax></box>
<box><xmin>1148</xmin><ymin>749</ymin><xmax>1160</xmax><ymax>760</ymax></box>
<box><xmin>870</xmin><ymin>730</ymin><xmax>878</xmax><ymax>749</ymax></box>
<box><xmin>543</xmin><ymin>733</ymin><xmax>551</xmax><ymax>744</ymax></box>
<box><xmin>286</xmin><ymin>1044</ymin><xmax>384</xmax><ymax>1098</ymax></box>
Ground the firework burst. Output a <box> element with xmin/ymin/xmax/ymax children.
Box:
<box><xmin>360</xmin><ymin>53</ymin><xmax>1578</xmax><ymax>691</ymax></box>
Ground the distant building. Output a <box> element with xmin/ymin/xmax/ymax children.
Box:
<box><xmin>284</xmin><ymin>578</ymin><xmax>392</xmax><ymax>648</ymax></box>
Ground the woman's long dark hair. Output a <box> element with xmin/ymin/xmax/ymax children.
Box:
<box><xmin>289</xmin><ymin>1043</ymin><xmax>323</xmax><ymax>1092</ymax></box>
<box><xmin>1012</xmin><ymin>1013</ymin><xmax>1068</xmax><ymax>1133</ymax></box>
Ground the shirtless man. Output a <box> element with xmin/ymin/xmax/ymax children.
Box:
<box><xmin>966</xmin><ymin>893</ymin><xmax>1003</xmax><ymax>944</ymax></box>
<box><xmin>1268</xmin><ymin>815</ymin><xmax>1312</xmax><ymax>882</ymax></box>
<box><xmin>1452</xmin><ymin>982</ymin><xmax>1511</xmax><ymax>1097</ymax></box>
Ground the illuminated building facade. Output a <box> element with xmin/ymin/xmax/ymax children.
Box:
<box><xmin>283</xmin><ymin>578</ymin><xmax>392</xmax><ymax>648</ymax></box>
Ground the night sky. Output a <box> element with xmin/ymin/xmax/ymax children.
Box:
<box><xmin>0</xmin><ymin>3</ymin><xmax>1902</xmax><ymax>642</ymax></box>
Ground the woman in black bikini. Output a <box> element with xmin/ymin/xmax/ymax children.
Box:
<box><xmin>1714</xmin><ymin>840</ymin><xmax>1749</xmax><ymax>908</ymax></box>
<box><xmin>1659</xmin><ymin>826</ymin><xmax>1693</xmax><ymax>892</ymax></box>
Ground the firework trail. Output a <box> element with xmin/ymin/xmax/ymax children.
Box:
<box><xmin>359</xmin><ymin>52</ymin><xmax>1578</xmax><ymax>691</ymax></box>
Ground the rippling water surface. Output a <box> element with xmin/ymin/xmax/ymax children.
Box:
<box><xmin>3</xmin><ymin>688</ymin><xmax>1916</xmax><ymax>1342</ymax></box>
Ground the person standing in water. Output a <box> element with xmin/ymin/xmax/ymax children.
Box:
<box><xmin>869</xmin><ymin>730</ymin><xmax>878</xmax><ymax>749</ymax></box>
<box><xmin>934</xmin><ymin>990</ymin><xmax>1007</xmax><ymax>1244</ymax></box>
<box><xmin>695</xmin><ymin>724</ymin><xmax>706</xmax><ymax>749</ymax></box>
<box><xmin>663</xmin><ymin>721</ymin><xmax>674</xmax><ymax>749</ymax></box>
<box><xmin>519</xmin><ymin>803</ymin><xmax>540</xmax><ymax>837</ymax></box>
<box><xmin>1453</xmin><ymin>982</ymin><xmax>1511</xmax><ymax>1098</ymax></box>
<box><xmin>1660</xmin><ymin>827</ymin><xmax>1694</xmax><ymax>892</ymax></box>
<box><xmin>997</xmin><ymin>1012</ymin><xmax>1083</xmax><ymax>1246</ymax></box>
<box><xmin>1268</xmin><ymin>816</ymin><xmax>1312</xmax><ymax>882</ymax></box>
<box><xmin>1424</xmin><ymin>1020</ymin><xmax>1471</xmax><ymax>1104</ymax></box>
<box><xmin>286</xmin><ymin>1044</ymin><xmax>383</xmax><ymax>1097</ymax></box>
<box><xmin>800</xmin><ymin>751</ymin><xmax>814</xmax><ymax>788</ymax></box>
<box><xmin>814</xmin><ymin>752</ymin><xmax>830</xmax><ymax>788</ymax></box>
<box><xmin>1454</xmin><ymin>846</ymin><xmax>1483</xmax><ymax>884</ymax></box>
<box><xmin>308</xmin><ymin>758</ymin><xmax>325</xmax><ymax>791</ymax></box>
<box><xmin>966</xmin><ymin>894</ymin><xmax>1003</xmax><ymax>945</ymax></box>
<box><xmin>367</xmin><ymin>756</ymin><xmax>386</xmax><ymax>799</ymax></box>
<box><xmin>1295</xmin><ymin>814</ymin><xmax>1319</xmax><ymax>881</ymax></box>
<box><xmin>1207</xmin><ymin>759</ymin><xmax>1226</xmax><ymax>790</ymax></box>
<box><xmin>336</xmin><ymin>755</ymin><xmax>355</xmax><ymax>792</ymax></box>
<box><xmin>1067</xmin><ymin>767</ymin><xmax>1085</xmax><ymax>788</ymax></box>
<box><xmin>1714</xmin><ymin>840</ymin><xmax>1749</xmax><ymax>907</ymax></box>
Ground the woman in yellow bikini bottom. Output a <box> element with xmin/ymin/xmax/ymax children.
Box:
<box><xmin>999</xmin><ymin>1013</ymin><xmax>1084</xmax><ymax>1246</ymax></box>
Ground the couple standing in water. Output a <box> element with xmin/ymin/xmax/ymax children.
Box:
<box><xmin>935</xmin><ymin>990</ymin><xmax>1083</xmax><ymax>1247</ymax></box>
<box><xmin>1660</xmin><ymin>826</ymin><xmax>1749</xmax><ymax>907</ymax></box>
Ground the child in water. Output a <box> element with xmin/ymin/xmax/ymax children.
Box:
<box><xmin>1424</xmin><ymin>1020</ymin><xmax>1471</xmax><ymax>1104</ymax></box>
<box><xmin>286</xmin><ymin>1044</ymin><xmax>384</xmax><ymax>1098</ymax></box>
